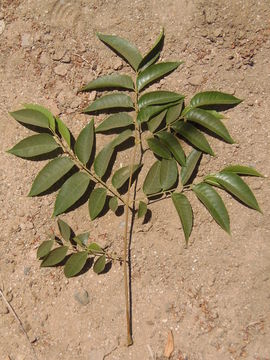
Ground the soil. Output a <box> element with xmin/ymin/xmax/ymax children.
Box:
<box><xmin>0</xmin><ymin>1</ymin><xmax>270</xmax><ymax>360</ymax></box>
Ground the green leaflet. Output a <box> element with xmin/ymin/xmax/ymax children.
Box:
<box><xmin>138</xmin><ymin>91</ymin><xmax>184</xmax><ymax>110</ymax></box>
<box><xmin>221</xmin><ymin>165</ymin><xmax>263</xmax><ymax>177</ymax></box>
<box><xmin>171</xmin><ymin>193</ymin><xmax>193</xmax><ymax>244</ymax></box>
<box><xmin>138</xmin><ymin>201</ymin><xmax>147</xmax><ymax>218</ymax></box>
<box><xmin>143</xmin><ymin>160</ymin><xmax>162</xmax><ymax>195</ymax></box>
<box><xmin>41</xmin><ymin>246</ymin><xmax>69</xmax><ymax>267</ymax></box>
<box><xmin>172</xmin><ymin>121</ymin><xmax>214</xmax><ymax>156</ymax></box>
<box><xmin>57</xmin><ymin>219</ymin><xmax>72</xmax><ymax>242</ymax></box>
<box><xmin>97</xmin><ymin>33</ymin><xmax>142</xmax><ymax>70</ymax></box>
<box><xmin>181</xmin><ymin>149</ymin><xmax>202</xmax><ymax>186</ymax></box>
<box><xmin>109</xmin><ymin>197</ymin><xmax>118</xmax><ymax>212</ymax></box>
<box><xmin>137</xmin><ymin>102</ymin><xmax>180</xmax><ymax>123</ymax></box>
<box><xmin>74</xmin><ymin>120</ymin><xmax>94</xmax><ymax>165</ymax></box>
<box><xmin>111</xmin><ymin>129</ymin><xmax>134</xmax><ymax>147</ymax></box>
<box><xmin>37</xmin><ymin>240</ymin><xmax>54</xmax><ymax>259</ymax></box>
<box><xmin>56</xmin><ymin>117</ymin><xmax>71</xmax><ymax>147</ymax></box>
<box><xmin>93</xmin><ymin>254</ymin><xmax>106</xmax><ymax>274</ymax></box>
<box><xmin>166</xmin><ymin>102</ymin><xmax>183</xmax><ymax>125</ymax></box>
<box><xmin>186</xmin><ymin>108</ymin><xmax>234</xmax><ymax>143</ymax></box>
<box><xmin>94</xmin><ymin>144</ymin><xmax>114</xmax><ymax>178</ymax></box>
<box><xmin>147</xmin><ymin>110</ymin><xmax>166</xmax><ymax>133</ymax></box>
<box><xmin>53</xmin><ymin>172</ymin><xmax>90</xmax><ymax>216</ymax></box>
<box><xmin>157</xmin><ymin>131</ymin><xmax>186</xmax><ymax>166</ymax></box>
<box><xmin>112</xmin><ymin>164</ymin><xmax>141</xmax><ymax>189</ymax></box>
<box><xmin>212</xmin><ymin>172</ymin><xmax>261</xmax><ymax>212</ymax></box>
<box><xmin>96</xmin><ymin>113</ymin><xmax>133</xmax><ymax>133</ymax></box>
<box><xmin>88</xmin><ymin>242</ymin><xmax>103</xmax><ymax>254</ymax></box>
<box><xmin>203</xmin><ymin>175</ymin><xmax>223</xmax><ymax>188</ymax></box>
<box><xmin>64</xmin><ymin>251</ymin><xmax>88</xmax><ymax>278</ymax></box>
<box><xmin>88</xmin><ymin>188</ymin><xmax>107</xmax><ymax>220</ymax></box>
<box><xmin>23</xmin><ymin>104</ymin><xmax>55</xmax><ymax>131</ymax></box>
<box><xmin>190</xmin><ymin>91</ymin><xmax>242</xmax><ymax>108</ymax></box>
<box><xmin>147</xmin><ymin>137</ymin><xmax>172</xmax><ymax>159</ymax></box>
<box><xmin>138</xmin><ymin>28</ymin><xmax>164</xmax><ymax>71</ymax></box>
<box><xmin>137</xmin><ymin>62</ymin><xmax>182</xmax><ymax>92</ymax></box>
<box><xmin>73</xmin><ymin>232</ymin><xmax>90</xmax><ymax>247</ymax></box>
<box><xmin>160</xmin><ymin>158</ymin><xmax>178</xmax><ymax>191</ymax></box>
<box><xmin>29</xmin><ymin>157</ymin><xmax>75</xmax><ymax>196</ymax></box>
<box><xmin>83</xmin><ymin>93</ymin><xmax>134</xmax><ymax>113</ymax></box>
<box><xmin>9</xmin><ymin>108</ymin><xmax>50</xmax><ymax>129</ymax></box>
<box><xmin>81</xmin><ymin>74</ymin><xmax>134</xmax><ymax>91</ymax></box>
<box><xmin>7</xmin><ymin>133</ymin><xmax>60</xmax><ymax>158</ymax></box>
<box><xmin>193</xmin><ymin>182</ymin><xmax>230</xmax><ymax>234</ymax></box>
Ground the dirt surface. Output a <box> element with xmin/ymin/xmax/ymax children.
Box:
<box><xmin>1</xmin><ymin>1</ymin><xmax>270</xmax><ymax>359</ymax></box>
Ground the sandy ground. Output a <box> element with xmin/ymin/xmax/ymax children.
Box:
<box><xmin>0</xmin><ymin>1</ymin><xmax>270</xmax><ymax>359</ymax></box>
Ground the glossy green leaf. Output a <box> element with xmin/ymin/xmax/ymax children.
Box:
<box><xmin>94</xmin><ymin>144</ymin><xmax>114</xmax><ymax>178</ymax></box>
<box><xmin>64</xmin><ymin>251</ymin><xmax>88</xmax><ymax>278</ymax></box>
<box><xmin>97</xmin><ymin>33</ymin><xmax>142</xmax><ymax>70</ymax></box>
<box><xmin>88</xmin><ymin>188</ymin><xmax>107</xmax><ymax>220</ymax></box>
<box><xmin>143</xmin><ymin>160</ymin><xmax>162</xmax><ymax>195</ymax></box>
<box><xmin>221</xmin><ymin>165</ymin><xmax>263</xmax><ymax>177</ymax></box>
<box><xmin>83</xmin><ymin>93</ymin><xmax>134</xmax><ymax>113</ymax></box>
<box><xmin>172</xmin><ymin>121</ymin><xmax>214</xmax><ymax>155</ymax></box>
<box><xmin>138</xmin><ymin>28</ymin><xmax>164</xmax><ymax>70</ymax></box>
<box><xmin>37</xmin><ymin>240</ymin><xmax>54</xmax><ymax>259</ymax></box>
<box><xmin>109</xmin><ymin>197</ymin><xmax>118</xmax><ymax>212</ymax></box>
<box><xmin>24</xmin><ymin>104</ymin><xmax>55</xmax><ymax>131</ymax></box>
<box><xmin>147</xmin><ymin>110</ymin><xmax>166</xmax><ymax>133</ymax></box>
<box><xmin>166</xmin><ymin>102</ymin><xmax>183</xmax><ymax>125</ymax></box>
<box><xmin>147</xmin><ymin>137</ymin><xmax>172</xmax><ymax>159</ymax></box>
<box><xmin>9</xmin><ymin>108</ymin><xmax>49</xmax><ymax>129</ymax></box>
<box><xmin>160</xmin><ymin>158</ymin><xmax>178</xmax><ymax>191</ymax></box>
<box><xmin>137</xmin><ymin>102</ymin><xmax>180</xmax><ymax>123</ymax></box>
<box><xmin>206</xmin><ymin>110</ymin><xmax>224</xmax><ymax>119</ymax></box>
<box><xmin>137</xmin><ymin>62</ymin><xmax>182</xmax><ymax>92</ymax></box>
<box><xmin>73</xmin><ymin>232</ymin><xmax>90</xmax><ymax>247</ymax></box>
<box><xmin>53</xmin><ymin>172</ymin><xmax>90</xmax><ymax>216</ymax></box>
<box><xmin>7</xmin><ymin>134</ymin><xmax>59</xmax><ymax>158</ymax></box>
<box><xmin>138</xmin><ymin>201</ymin><xmax>147</xmax><ymax>218</ymax></box>
<box><xmin>29</xmin><ymin>157</ymin><xmax>75</xmax><ymax>196</ymax></box>
<box><xmin>212</xmin><ymin>172</ymin><xmax>261</xmax><ymax>212</ymax></box>
<box><xmin>56</xmin><ymin>117</ymin><xmax>71</xmax><ymax>147</ymax></box>
<box><xmin>96</xmin><ymin>113</ymin><xmax>133</xmax><ymax>133</ymax></box>
<box><xmin>138</xmin><ymin>91</ymin><xmax>184</xmax><ymax>110</ymax></box>
<box><xmin>112</xmin><ymin>164</ymin><xmax>140</xmax><ymax>189</ymax></box>
<box><xmin>181</xmin><ymin>149</ymin><xmax>202</xmax><ymax>185</ymax></box>
<box><xmin>190</xmin><ymin>91</ymin><xmax>242</xmax><ymax>108</ymax></box>
<box><xmin>193</xmin><ymin>182</ymin><xmax>230</xmax><ymax>234</ymax></box>
<box><xmin>111</xmin><ymin>129</ymin><xmax>134</xmax><ymax>147</ymax></box>
<box><xmin>57</xmin><ymin>219</ymin><xmax>72</xmax><ymax>242</ymax></box>
<box><xmin>93</xmin><ymin>254</ymin><xmax>106</xmax><ymax>274</ymax></box>
<box><xmin>139</xmin><ymin>52</ymin><xmax>160</xmax><ymax>73</ymax></box>
<box><xmin>88</xmin><ymin>242</ymin><xmax>103</xmax><ymax>254</ymax></box>
<box><xmin>81</xmin><ymin>74</ymin><xmax>134</xmax><ymax>91</ymax></box>
<box><xmin>41</xmin><ymin>246</ymin><xmax>69</xmax><ymax>267</ymax></box>
<box><xmin>186</xmin><ymin>108</ymin><xmax>234</xmax><ymax>143</ymax></box>
<box><xmin>203</xmin><ymin>175</ymin><xmax>223</xmax><ymax>188</ymax></box>
<box><xmin>74</xmin><ymin>120</ymin><xmax>94</xmax><ymax>165</ymax></box>
<box><xmin>157</xmin><ymin>131</ymin><xmax>186</xmax><ymax>166</ymax></box>
<box><xmin>171</xmin><ymin>193</ymin><xmax>193</xmax><ymax>244</ymax></box>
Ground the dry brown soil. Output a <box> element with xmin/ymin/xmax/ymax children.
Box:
<box><xmin>0</xmin><ymin>1</ymin><xmax>270</xmax><ymax>359</ymax></box>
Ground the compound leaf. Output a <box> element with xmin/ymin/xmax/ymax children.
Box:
<box><xmin>9</xmin><ymin>108</ymin><xmax>50</xmax><ymax>129</ymax></box>
<box><xmin>57</xmin><ymin>219</ymin><xmax>72</xmax><ymax>242</ymax></box>
<box><xmin>41</xmin><ymin>246</ymin><xmax>69</xmax><ymax>267</ymax></box>
<box><xmin>81</xmin><ymin>74</ymin><xmax>134</xmax><ymax>91</ymax></box>
<box><xmin>138</xmin><ymin>201</ymin><xmax>147</xmax><ymax>218</ymax></box>
<box><xmin>160</xmin><ymin>158</ymin><xmax>178</xmax><ymax>191</ymax></box>
<box><xmin>29</xmin><ymin>157</ymin><xmax>75</xmax><ymax>196</ymax></box>
<box><xmin>56</xmin><ymin>117</ymin><xmax>71</xmax><ymax>147</ymax></box>
<box><xmin>37</xmin><ymin>239</ymin><xmax>54</xmax><ymax>259</ymax></box>
<box><xmin>53</xmin><ymin>172</ymin><xmax>90</xmax><ymax>216</ymax></box>
<box><xmin>83</xmin><ymin>93</ymin><xmax>134</xmax><ymax>113</ymax></box>
<box><xmin>137</xmin><ymin>62</ymin><xmax>182</xmax><ymax>92</ymax></box>
<box><xmin>181</xmin><ymin>149</ymin><xmax>202</xmax><ymax>185</ymax></box>
<box><xmin>143</xmin><ymin>160</ymin><xmax>162</xmax><ymax>195</ymax></box>
<box><xmin>96</xmin><ymin>113</ymin><xmax>133</xmax><ymax>133</ymax></box>
<box><xmin>88</xmin><ymin>188</ymin><xmax>107</xmax><ymax>220</ymax></box>
<box><xmin>8</xmin><ymin>133</ymin><xmax>59</xmax><ymax>158</ymax></box>
<box><xmin>112</xmin><ymin>164</ymin><xmax>141</xmax><ymax>189</ymax></box>
<box><xmin>172</xmin><ymin>121</ymin><xmax>214</xmax><ymax>155</ymax></box>
<box><xmin>94</xmin><ymin>144</ymin><xmax>114</xmax><ymax>178</ymax></box>
<box><xmin>138</xmin><ymin>91</ymin><xmax>184</xmax><ymax>110</ymax></box>
<box><xmin>190</xmin><ymin>91</ymin><xmax>242</xmax><ymax>108</ymax></box>
<box><xmin>157</xmin><ymin>131</ymin><xmax>186</xmax><ymax>166</ymax></box>
<box><xmin>64</xmin><ymin>251</ymin><xmax>88</xmax><ymax>278</ymax></box>
<box><xmin>23</xmin><ymin>104</ymin><xmax>55</xmax><ymax>131</ymax></box>
<box><xmin>147</xmin><ymin>137</ymin><xmax>171</xmax><ymax>159</ymax></box>
<box><xmin>138</xmin><ymin>28</ymin><xmax>164</xmax><ymax>71</ymax></box>
<box><xmin>97</xmin><ymin>33</ymin><xmax>142</xmax><ymax>70</ymax></box>
<box><xmin>193</xmin><ymin>182</ymin><xmax>230</xmax><ymax>234</ymax></box>
<box><xmin>74</xmin><ymin>119</ymin><xmax>94</xmax><ymax>165</ymax></box>
<box><xmin>93</xmin><ymin>254</ymin><xmax>106</xmax><ymax>274</ymax></box>
<box><xmin>221</xmin><ymin>165</ymin><xmax>263</xmax><ymax>177</ymax></box>
<box><xmin>171</xmin><ymin>193</ymin><xmax>193</xmax><ymax>244</ymax></box>
<box><xmin>109</xmin><ymin>197</ymin><xmax>118</xmax><ymax>212</ymax></box>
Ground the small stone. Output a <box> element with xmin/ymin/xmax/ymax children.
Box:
<box><xmin>88</xmin><ymin>349</ymin><xmax>104</xmax><ymax>360</ymax></box>
<box><xmin>61</xmin><ymin>53</ymin><xmax>71</xmax><ymax>63</ymax></box>
<box><xmin>200</xmin><ymin>29</ymin><xmax>208</xmax><ymax>38</ymax></box>
<box><xmin>214</xmin><ymin>28</ymin><xmax>222</xmax><ymax>38</ymax></box>
<box><xmin>54</xmin><ymin>64</ymin><xmax>69</xmax><ymax>76</ymax></box>
<box><xmin>24</xmin><ymin>267</ymin><xmax>31</xmax><ymax>275</ymax></box>
<box><xmin>0</xmin><ymin>20</ymin><xmax>5</xmax><ymax>35</ymax></box>
<box><xmin>52</xmin><ymin>49</ymin><xmax>66</xmax><ymax>61</ymax></box>
<box><xmin>6</xmin><ymin>291</ymin><xmax>13</xmax><ymax>303</ymax></box>
<box><xmin>74</xmin><ymin>290</ymin><xmax>89</xmax><ymax>306</ymax></box>
<box><xmin>21</xmin><ymin>33</ymin><xmax>32</xmax><ymax>47</ymax></box>
<box><xmin>88</xmin><ymin>90</ymin><xmax>97</xmax><ymax>101</ymax></box>
<box><xmin>70</xmin><ymin>97</ymin><xmax>82</xmax><ymax>109</ymax></box>
<box><xmin>39</xmin><ymin>52</ymin><xmax>51</xmax><ymax>66</ymax></box>
<box><xmin>113</xmin><ymin>58</ymin><xmax>123</xmax><ymax>70</ymax></box>
<box><xmin>188</xmin><ymin>75</ymin><xmax>203</xmax><ymax>86</ymax></box>
<box><xmin>0</xmin><ymin>12</ymin><xmax>4</xmax><ymax>20</ymax></box>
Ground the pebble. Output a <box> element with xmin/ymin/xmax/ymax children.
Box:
<box><xmin>113</xmin><ymin>58</ymin><xmax>123</xmax><ymax>70</ymax></box>
<box><xmin>88</xmin><ymin>349</ymin><xmax>104</xmax><ymax>360</ymax></box>
<box><xmin>24</xmin><ymin>267</ymin><xmax>31</xmax><ymax>275</ymax></box>
<box><xmin>74</xmin><ymin>289</ymin><xmax>89</xmax><ymax>306</ymax></box>
<box><xmin>70</xmin><ymin>97</ymin><xmax>82</xmax><ymax>109</ymax></box>
<box><xmin>54</xmin><ymin>64</ymin><xmax>69</xmax><ymax>76</ymax></box>
<box><xmin>214</xmin><ymin>28</ymin><xmax>222</xmax><ymax>38</ymax></box>
<box><xmin>21</xmin><ymin>33</ymin><xmax>32</xmax><ymax>47</ymax></box>
<box><xmin>39</xmin><ymin>52</ymin><xmax>51</xmax><ymax>66</ymax></box>
<box><xmin>52</xmin><ymin>49</ymin><xmax>66</xmax><ymax>61</ymax></box>
<box><xmin>188</xmin><ymin>75</ymin><xmax>203</xmax><ymax>86</ymax></box>
<box><xmin>88</xmin><ymin>90</ymin><xmax>97</xmax><ymax>102</ymax></box>
<box><xmin>0</xmin><ymin>12</ymin><xmax>4</xmax><ymax>20</ymax></box>
<box><xmin>0</xmin><ymin>19</ymin><xmax>5</xmax><ymax>35</ymax></box>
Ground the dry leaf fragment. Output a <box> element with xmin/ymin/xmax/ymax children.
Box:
<box><xmin>164</xmin><ymin>329</ymin><xmax>174</xmax><ymax>358</ymax></box>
